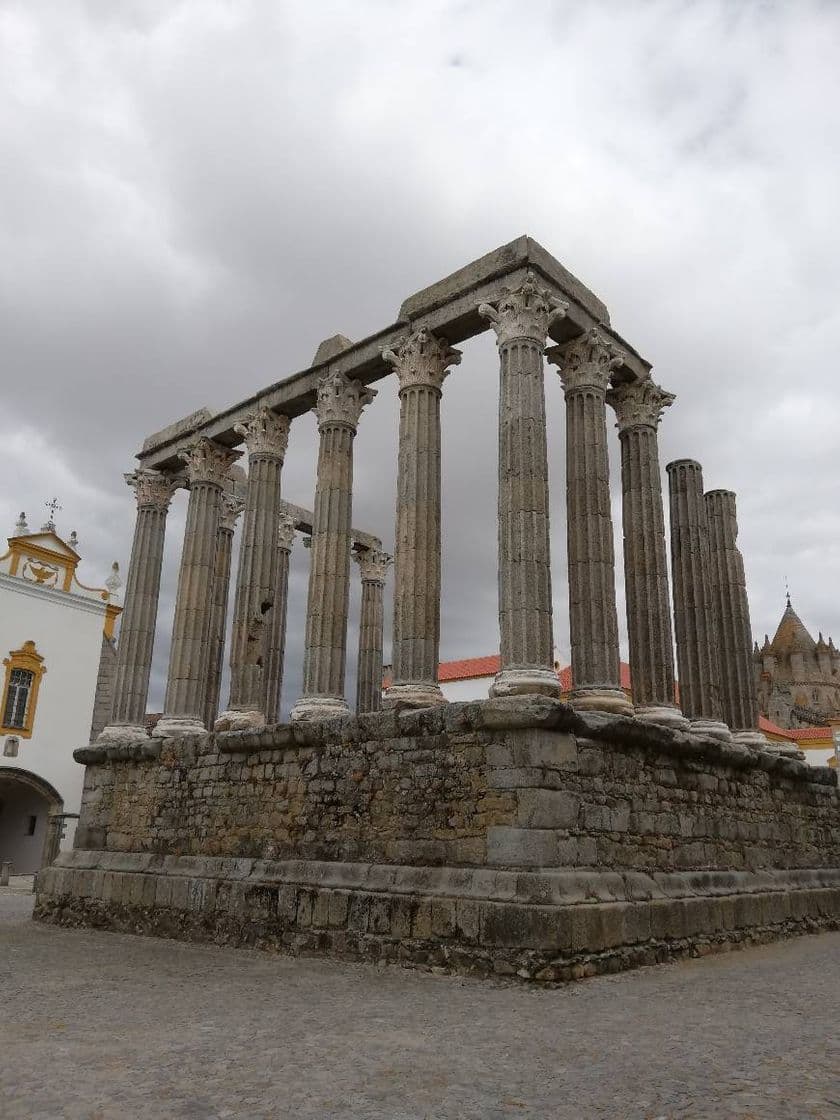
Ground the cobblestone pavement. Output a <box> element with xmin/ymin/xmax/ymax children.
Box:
<box><xmin>2</xmin><ymin>892</ymin><xmax>839</xmax><ymax>1120</ymax></box>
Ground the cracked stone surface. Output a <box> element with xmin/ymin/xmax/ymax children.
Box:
<box><xmin>2</xmin><ymin>892</ymin><xmax>839</xmax><ymax>1120</ymax></box>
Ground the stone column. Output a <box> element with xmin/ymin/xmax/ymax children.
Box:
<box><xmin>382</xmin><ymin>330</ymin><xmax>460</xmax><ymax>707</ymax></box>
<box><xmin>705</xmin><ymin>489</ymin><xmax>765</xmax><ymax>747</ymax></box>
<box><xmin>606</xmin><ymin>379</ymin><xmax>687</xmax><ymax>729</ymax></box>
<box><xmin>262</xmin><ymin>512</ymin><xmax>296</xmax><ymax>724</ymax></box>
<box><xmin>548</xmin><ymin>330</ymin><xmax>632</xmax><ymax>715</ymax></box>
<box><xmin>216</xmin><ymin>406</ymin><xmax>291</xmax><ymax>731</ymax></box>
<box><xmin>354</xmin><ymin>547</ymin><xmax>393</xmax><ymax>714</ymax></box>
<box><xmin>290</xmin><ymin>370</ymin><xmax>377</xmax><ymax>721</ymax></box>
<box><xmin>203</xmin><ymin>489</ymin><xmax>244</xmax><ymax>731</ymax></box>
<box><xmin>479</xmin><ymin>273</ymin><xmax>567</xmax><ymax>698</ymax></box>
<box><xmin>99</xmin><ymin>469</ymin><xmax>180</xmax><ymax>741</ymax></box>
<box><xmin>666</xmin><ymin>460</ymin><xmax>730</xmax><ymax>740</ymax></box>
<box><xmin>155</xmin><ymin>438</ymin><xmax>241</xmax><ymax>738</ymax></box>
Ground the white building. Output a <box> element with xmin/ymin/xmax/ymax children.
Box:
<box><xmin>0</xmin><ymin>512</ymin><xmax>120</xmax><ymax>873</ymax></box>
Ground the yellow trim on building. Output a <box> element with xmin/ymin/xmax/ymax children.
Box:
<box><xmin>1</xmin><ymin>640</ymin><xmax>47</xmax><ymax>739</ymax></box>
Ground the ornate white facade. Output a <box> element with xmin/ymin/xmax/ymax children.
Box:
<box><xmin>0</xmin><ymin>516</ymin><xmax>120</xmax><ymax>872</ymax></box>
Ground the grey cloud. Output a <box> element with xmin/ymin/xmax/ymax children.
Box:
<box><xmin>2</xmin><ymin>0</ymin><xmax>840</xmax><ymax>720</ymax></box>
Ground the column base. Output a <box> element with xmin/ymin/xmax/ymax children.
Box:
<box><xmin>289</xmin><ymin>696</ymin><xmax>350</xmax><ymax>723</ymax></box>
<box><xmin>383</xmin><ymin>682</ymin><xmax>446</xmax><ymax>710</ymax></box>
<box><xmin>489</xmin><ymin>667</ymin><xmax>560</xmax><ymax>699</ymax></box>
<box><xmin>634</xmin><ymin>705</ymin><xmax>690</xmax><ymax>731</ymax></box>
<box><xmin>214</xmin><ymin>708</ymin><xmax>267</xmax><ymax>733</ymax></box>
<box><xmin>95</xmin><ymin>723</ymin><xmax>150</xmax><ymax>743</ymax></box>
<box><xmin>570</xmin><ymin>688</ymin><xmax>633</xmax><ymax>716</ymax></box>
<box><xmin>152</xmin><ymin>716</ymin><xmax>207</xmax><ymax>739</ymax></box>
<box><xmin>733</xmin><ymin>729</ymin><xmax>768</xmax><ymax>750</ymax></box>
<box><xmin>689</xmin><ymin>718</ymin><xmax>732</xmax><ymax>742</ymax></box>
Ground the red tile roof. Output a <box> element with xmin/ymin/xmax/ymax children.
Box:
<box><xmin>434</xmin><ymin>655</ymin><xmax>632</xmax><ymax>692</ymax></box>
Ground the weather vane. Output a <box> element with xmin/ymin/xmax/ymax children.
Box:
<box><xmin>784</xmin><ymin>574</ymin><xmax>790</xmax><ymax>606</ymax></box>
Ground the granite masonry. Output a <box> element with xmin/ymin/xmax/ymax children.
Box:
<box><xmin>36</xmin><ymin>238</ymin><xmax>840</xmax><ymax>981</ymax></box>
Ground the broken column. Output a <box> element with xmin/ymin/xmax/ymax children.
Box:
<box><xmin>666</xmin><ymin>459</ymin><xmax>730</xmax><ymax>740</ymax></box>
<box><xmin>705</xmin><ymin>489</ymin><xmax>765</xmax><ymax>747</ymax></box>
<box><xmin>203</xmin><ymin>488</ymin><xmax>244</xmax><ymax>731</ymax></box>
<box><xmin>548</xmin><ymin>330</ymin><xmax>632</xmax><ymax>715</ymax></box>
<box><xmin>99</xmin><ymin>469</ymin><xmax>180</xmax><ymax>741</ymax></box>
<box><xmin>262</xmin><ymin>512</ymin><xmax>296</xmax><ymax>724</ymax></box>
<box><xmin>217</xmin><ymin>406</ymin><xmax>290</xmax><ymax>731</ymax></box>
<box><xmin>354</xmin><ymin>547</ymin><xmax>393</xmax><ymax>713</ymax></box>
<box><xmin>155</xmin><ymin>438</ymin><xmax>241</xmax><ymax>738</ymax></box>
<box><xmin>480</xmin><ymin>273</ymin><xmax>566</xmax><ymax>698</ymax></box>
<box><xmin>607</xmin><ymin>379</ymin><xmax>686</xmax><ymax>728</ymax></box>
<box><xmin>291</xmin><ymin>370</ymin><xmax>376</xmax><ymax>721</ymax></box>
<box><xmin>382</xmin><ymin>330</ymin><xmax>460</xmax><ymax>708</ymax></box>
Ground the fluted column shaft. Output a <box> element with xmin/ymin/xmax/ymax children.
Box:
<box><xmin>705</xmin><ymin>489</ymin><xmax>760</xmax><ymax>737</ymax></box>
<box><xmin>480</xmin><ymin>274</ymin><xmax>567</xmax><ymax>698</ymax></box>
<box><xmin>203</xmin><ymin>491</ymin><xmax>244</xmax><ymax>730</ymax></box>
<box><xmin>383</xmin><ymin>330</ymin><xmax>460</xmax><ymax>707</ymax></box>
<box><xmin>262</xmin><ymin>514</ymin><xmax>296</xmax><ymax>723</ymax></box>
<box><xmin>354</xmin><ymin>548</ymin><xmax>392</xmax><ymax>714</ymax></box>
<box><xmin>666</xmin><ymin>459</ymin><xmax>729</xmax><ymax>739</ymax></box>
<box><xmin>607</xmin><ymin>380</ymin><xmax>685</xmax><ymax>727</ymax></box>
<box><xmin>291</xmin><ymin>371</ymin><xmax>376</xmax><ymax>721</ymax></box>
<box><xmin>549</xmin><ymin>330</ymin><xmax>631</xmax><ymax>714</ymax></box>
<box><xmin>155</xmin><ymin>440</ymin><xmax>240</xmax><ymax>737</ymax></box>
<box><xmin>218</xmin><ymin>407</ymin><xmax>290</xmax><ymax>730</ymax></box>
<box><xmin>103</xmin><ymin>470</ymin><xmax>179</xmax><ymax>739</ymax></box>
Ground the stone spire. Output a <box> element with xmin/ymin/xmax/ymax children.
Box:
<box><xmin>291</xmin><ymin>371</ymin><xmax>377</xmax><ymax>721</ymax></box>
<box><xmin>606</xmin><ymin>377</ymin><xmax>686</xmax><ymax>728</ymax></box>
<box><xmin>548</xmin><ymin>330</ymin><xmax>632</xmax><ymax>715</ymax></box>
<box><xmin>479</xmin><ymin>273</ymin><xmax>567</xmax><ymax>698</ymax></box>
<box><xmin>383</xmin><ymin>329</ymin><xmax>460</xmax><ymax>708</ymax></box>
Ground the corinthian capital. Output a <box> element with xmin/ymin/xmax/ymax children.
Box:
<box><xmin>179</xmin><ymin>438</ymin><xmax>242</xmax><ymax>486</ymax></box>
<box><xmin>547</xmin><ymin>328</ymin><xmax>625</xmax><ymax>394</ymax></box>
<box><xmin>277</xmin><ymin>512</ymin><xmax>297</xmax><ymax>551</ymax></box>
<box><xmin>478</xmin><ymin>272</ymin><xmax>568</xmax><ymax>347</ymax></box>
<box><xmin>124</xmin><ymin>468</ymin><xmax>181</xmax><ymax>511</ymax></box>
<box><xmin>606</xmin><ymin>378</ymin><xmax>676</xmax><ymax>433</ymax></box>
<box><xmin>219</xmin><ymin>491</ymin><xmax>246</xmax><ymax>531</ymax></box>
<box><xmin>353</xmin><ymin>547</ymin><xmax>393</xmax><ymax>584</ymax></box>
<box><xmin>314</xmin><ymin>370</ymin><xmax>377</xmax><ymax>431</ymax></box>
<box><xmin>382</xmin><ymin>329</ymin><xmax>462</xmax><ymax>393</ymax></box>
<box><xmin>234</xmin><ymin>405</ymin><xmax>291</xmax><ymax>459</ymax></box>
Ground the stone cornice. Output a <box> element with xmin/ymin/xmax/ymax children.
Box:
<box><xmin>180</xmin><ymin>438</ymin><xmax>242</xmax><ymax>486</ymax></box>
<box><xmin>124</xmin><ymin>469</ymin><xmax>181</xmax><ymax>511</ymax></box>
<box><xmin>314</xmin><ymin>370</ymin><xmax>377</xmax><ymax>431</ymax></box>
<box><xmin>606</xmin><ymin>378</ymin><xmax>676</xmax><ymax>433</ymax></box>
<box><xmin>233</xmin><ymin>405</ymin><xmax>291</xmax><ymax>459</ymax></box>
<box><xmin>382</xmin><ymin>330</ymin><xmax>462</xmax><ymax>393</ymax></box>
<box><xmin>0</xmin><ymin>571</ymin><xmax>109</xmax><ymax>618</ymax></box>
<box><xmin>547</xmin><ymin>328</ymin><xmax>625</xmax><ymax>394</ymax></box>
<box><xmin>479</xmin><ymin>272</ymin><xmax>568</xmax><ymax>347</ymax></box>
<box><xmin>353</xmin><ymin>547</ymin><xmax>393</xmax><ymax>584</ymax></box>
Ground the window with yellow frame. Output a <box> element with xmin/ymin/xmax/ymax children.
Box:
<box><xmin>1</xmin><ymin>641</ymin><xmax>47</xmax><ymax>738</ymax></box>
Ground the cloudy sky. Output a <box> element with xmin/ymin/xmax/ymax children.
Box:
<box><xmin>3</xmin><ymin>0</ymin><xmax>840</xmax><ymax>716</ymax></box>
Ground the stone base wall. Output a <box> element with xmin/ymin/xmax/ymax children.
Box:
<box><xmin>35</xmin><ymin>698</ymin><xmax>840</xmax><ymax>981</ymax></box>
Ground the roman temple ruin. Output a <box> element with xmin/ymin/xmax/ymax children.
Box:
<box><xmin>35</xmin><ymin>238</ymin><xmax>840</xmax><ymax>981</ymax></box>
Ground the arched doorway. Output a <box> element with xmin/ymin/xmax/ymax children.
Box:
<box><xmin>0</xmin><ymin>768</ymin><xmax>63</xmax><ymax>875</ymax></box>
